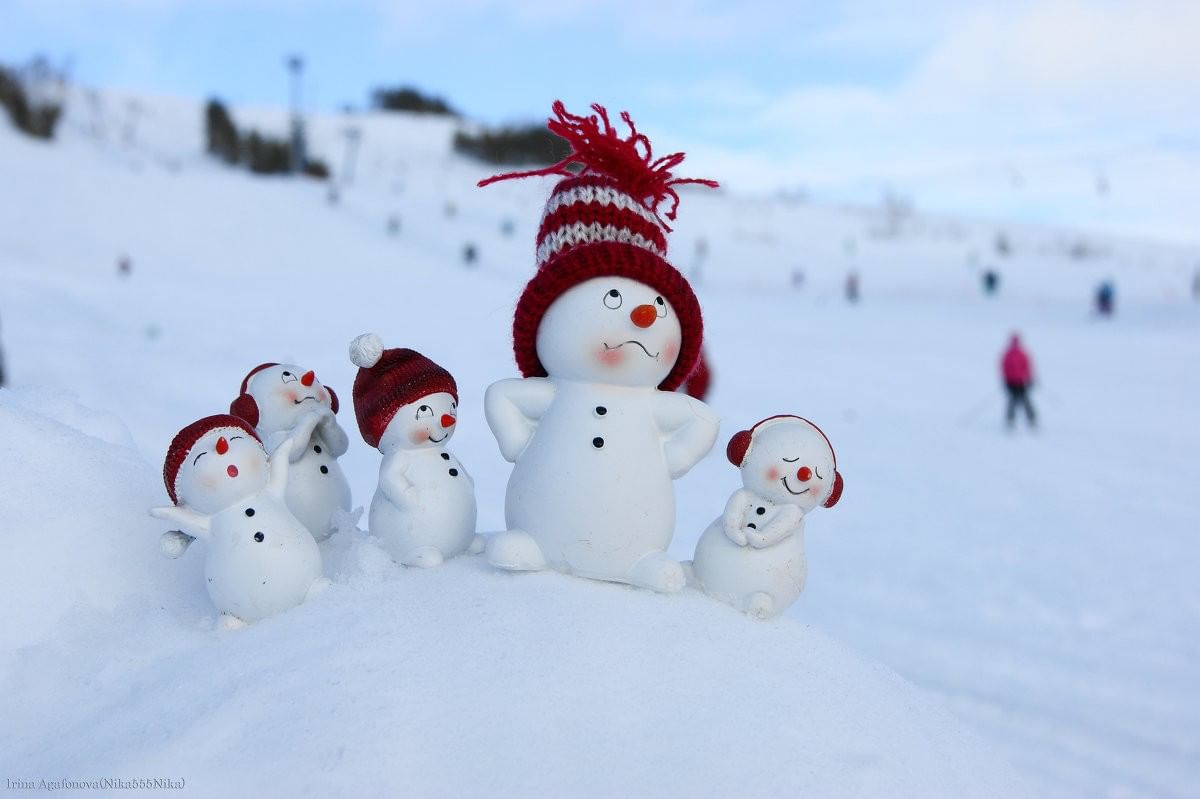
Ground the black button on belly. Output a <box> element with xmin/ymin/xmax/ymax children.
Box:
<box><xmin>449</xmin><ymin>468</ymin><xmax>459</xmax><ymax>477</ymax></box>
<box><xmin>254</xmin><ymin>531</ymin><xmax>265</xmax><ymax>542</ymax></box>
<box><xmin>595</xmin><ymin>406</ymin><xmax>607</xmax><ymax>416</ymax></box>
<box><xmin>320</xmin><ymin>465</ymin><xmax>329</xmax><ymax>474</ymax></box>
<box><xmin>592</xmin><ymin>437</ymin><xmax>604</xmax><ymax>448</ymax></box>
<box><xmin>756</xmin><ymin>507</ymin><xmax>766</xmax><ymax>515</ymax></box>
<box><xmin>441</xmin><ymin>452</ymin><xmax>450</xmax><ymax>460</ymax></box>
<box><xmin>314</xmin><ymin>445</ymin><xmax>322</xmax><ymax>454</ymax></box>
<box><xmin>245</xmin><ymin>508</ymin><xmax>255</xmax><ymax>517</ymax></box>
<box><xmin>747</xmin><ymin>523</ymin><xmax>757</xmax><ymax>530</ymax></box>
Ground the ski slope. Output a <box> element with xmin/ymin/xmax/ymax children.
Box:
<box><xmin>1</xmin><ymin>89</ymin><xmax>1198</xmax><ymax>797</ymax></box>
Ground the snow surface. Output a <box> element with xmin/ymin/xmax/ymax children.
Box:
<box><xmin>2</xmin><ymin>88</ymin><xmax>1198</xmax><ymax>797</ymax></box>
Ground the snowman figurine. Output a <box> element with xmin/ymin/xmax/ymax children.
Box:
<box><xmin>691</xmin><ymin>415</ymin><xmax>844</xmax><ymax>619</ymax></box>
<box><xmin>149</xmin><ymin>414</ymin><xmax>326</xmax><ymax>628</ymax></box>
<box><xmin>477</xmin><ymin>101</ymin><xmax>720</xmax><ymax>592</ymax></box>
<box><xmin>348</xmin><ymin>334</ymin><xmax>481</xmax><ymax>567</ymax></box>
<box><xmin>229</xmin><ymin>362</ymin><xmax>352</xmax><ymax>541</ymax></box>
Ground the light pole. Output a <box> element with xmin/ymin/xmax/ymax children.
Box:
<box><xmin>286</xmin><ymin>54</ymin><xmax>306</xmax><ymax>173</ymax></box>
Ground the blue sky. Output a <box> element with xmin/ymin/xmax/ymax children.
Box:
<box><xmin>4</xmin><ymin>0</ymin><xmax>1199</xmax><ymax>243</ymax></box>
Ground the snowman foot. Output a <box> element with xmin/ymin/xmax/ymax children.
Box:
<box><xmin>306</xmin><ymin>576</ymin><xmax>332</xmax><ymax>601</ymax></box>
<box><xmin>629</xmin><ymin>550</ymin><xmax>686</xmax><ymax>594</ymax></box>
<box><xmin>486</xmin><ymin>530</ymin><xmax>546</xmax><ymax>572</ymax></box>
<box><xmin>402</xmin><ymin>546</ymin><xmax>444</xmax><ymax>569</ymax></box>
<box><xmin>468</xmin><ymin>534</ymin><xmax>486</xmax><ymax>555</ymax></box>
<box><xmin>160</xmin><ymin>530</ymin><xmax>194</xmax><ymax>559</ymax></box>
<box><xmin>218</xmin><ymin>612</ymin><xmax>247</xmax><ymax>631</ymax></box>
<box><xmin>740</xmin><ymin>592</ymin><xmax>775</xmax><ymax>619</ymax></box>
<box><xmin>680</xmin><ymin>560</ymin><xmax>699</xmax><ymax>588</ymax></box>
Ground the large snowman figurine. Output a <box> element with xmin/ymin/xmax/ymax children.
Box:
<box><xmin>477</xmin><ymin>101</ymin><xmax>720</xmax><ymax>592</ymax></box>
<box><xmin>229</xmin><ymin>362</ymin><xmax>352</xmax><ymax>541</ymax></box>
<box><xmin>149</xmin><ymin>414</ymin><xmax>325</xmax><ymax>628</ymax></box>
<box><xmin>691</xmin><ymin>415</ymin><xmax>844</xmax><ymax>619</ymax></box>
<box><xmin>348</xmin><ymin>334</ymin><xmax>481</xmax><ymax>568</ymax></box>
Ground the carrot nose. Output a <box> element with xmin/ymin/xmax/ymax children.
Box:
<box><xmin>441</xmin><ymin>414</ymin><xmax>456</xmax><ymax>428</ymax></box>
<box><xmin>630</xmin><ymin>304</ymin><xmax>657</xmax><ymax>328</ymax></box>
<box><xmin>301</xmin><ymin>370</ymin><xmax>315</xmax><ymax>387</ymax></box>
<box><xmin>215</xmin><ymin>436</ymin><xmax>229</xmax><ymax>455</ymax></box>
<box><xmin>797</xmin><ymin>466</ymin><xmax>812</xmax><ymax>481</ymax></box>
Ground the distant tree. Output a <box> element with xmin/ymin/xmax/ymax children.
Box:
<box><xmin>452</xmin><ymin>125</ymin><xmax>571</xmax><ymax>167</ymax></box>
<box><xmin>0</xmin><ymin>61</ymin><xmax>62</xmax><ymax>139</ymax></box>
<box><xmin>204</xmin><ymin>99</ymin><xmax>240</xmax><ymax>164</ymax></box>
<box><xmin>243</xmin><ymin>131</ymin><xmax>292</xmax><ymax>175</ymax></box>
<box><xmin>371</xmin><ymin>86</ymin><xmax>457</xmax><ymax>116</ymax></box>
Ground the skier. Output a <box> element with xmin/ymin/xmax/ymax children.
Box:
<box><xmin>1000</xmin><ymin>333</ymin><xmax>1037</xmax><ymax>430</ymax></box>
<box><xmin>846</xmin><ymin>271</ymin><xmax>860</xmax><ymax>303</ymax></box>
<box><xmin>476</xmin><ymin>101</ymin><xmax>720</xmax><ymax>593</ymax></box>
<box><xmin>982</xmin><ymin>269</ymin><xmax>999</xmax><ymax>296</ymax></box>
<box><xmin>1096</xmin><ymin>280</ymin><xmax>1115</xmax><ymax>316</ymax></box>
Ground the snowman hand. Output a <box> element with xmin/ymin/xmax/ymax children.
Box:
<box><xmin>268</xmin><ymin>439</ymin><xmax>294</xmax><ymax>497</ymax></box>
<box><xmin>747</xmin><ymin>505</ymin><xmax>802</xmax><ymax>548</ymax></box>
<box><xmin>485</xmin><ymin>378</ymin><xmax>555</xmax><ymax>462</ymax></box>
<box><xmin>160</xmin><ymin>530</ymin><xmax>195</xmax><ymax>558</ymax></box>
<box><xmin>656</xmin><ymin>393</ymin><xmax>720</xmax><ymax>478</ymax></box>
<box><xmin>721</xmin><ymin>490</ymin><xmax>754</xmax><ymax>546</ymax></box>
<box><xmin>149</xmin><ymin>505</ymin><xmax>210</xmax><ymax>539</ymax></box>
<box><xmin>291</xmin><ymin>411</ymin><xmax>325</xmax><ymax>448</ymax></box>
<box><xmin>379</xmin><ymin>452</ymin><xmax>415</xmax><ymax>505</ymax></box>
<box><xmin>318</xmin><ymin>415</ymin><xmax>351</xmax><ymax>457</ymax></box>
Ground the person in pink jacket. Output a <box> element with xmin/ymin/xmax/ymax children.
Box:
<box><xmin>1001</xmin><ymin>333</ymin><xmax>1037</xmax><ymax>429</ymax></box>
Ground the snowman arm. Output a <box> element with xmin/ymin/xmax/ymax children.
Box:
<box><xmin>263</xmin><ymin>430</ymin><xmax>291</xmax><ymax>456</ymax></box>
<box><xmin>721</xmin><ymin>490</ymin><xmax>754</xmax><ymax>546</ymax></box>
<box><xmin>267</xmin><ymin>439</ymin><xmax>294</xmax><ymax>499</ymax></box>
<box><xmin>484</xmin><ymin>378</ymin><xmax>555</xmax><ymax>462</ymax></box>
<box><xmin>149</xmin><ymin>506</ymin><xmax>210</xmax><ymax>539</ymax></box>
<box><xmin>378</xmin><ymin>452</ymin><xmax>416</xmax><ymax>506</ymax></box>
<box><xmin>283</xmin><ymin>411</ymin><xmax>325</xmax><ymax>461</ymax></box>
<box><xmin>318</xmin><ymin>415</ymin><xmax>351</xmax><ymax>457</ymax></box>
<box><xmin>655</xmin><ymin>393</ymin><xmax>720</xmax><ymax>478</ymax></box>
<box><xmin>748</xmin><ymin>505</ymin><xmax>803</xmax><ymax>548</ymax></box>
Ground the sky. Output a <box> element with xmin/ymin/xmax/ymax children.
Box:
<box><xmin>3</xmin><ymin>0</ymin><xmax>1199</xmax><ymax>244</ymax></box>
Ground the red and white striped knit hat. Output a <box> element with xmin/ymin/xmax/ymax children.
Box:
<box><xmin>478</xmin><ymin>101</ymin><xmax>717</xmax><ymax>392</ymax></box>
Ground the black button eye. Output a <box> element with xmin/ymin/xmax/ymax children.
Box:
<box><xmin>603</xmin><ymin>289</ymin><xmax>622</xmax><ymax>309</ymax></box>
<box><xmin>253</xmin><ymin>532</ymin><xmax>265</xmax><ymax>542</ymax></box>
<box><xmin>654</xmin><ymin>296</ymin><xmax>667</xmax><ymax>317</ymax></box>
<box><xmin>655</xmin><ymin>296</ymin><xmax>664</xmax><ymax>305</ymax></box>
<box><xmin>245</xmin><ymin>508</ymin><xmax>255</xmax><ymax>517</ymax></box>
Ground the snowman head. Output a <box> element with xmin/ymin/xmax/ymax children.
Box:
<box><xmin>230</xmin><ymin>363</ymin><xmax>339</xmax><ymax>434</ymax></box>
<box><xmin>726</xmin><ymin>416</ymin><xmax>844</xmax><ymax>512</ymax></box>
<box><xmin>348</xmin><ymin>335</ymin><xmax>459</xmax><ymax>451</ymax></box>
<box><xmin>378</xmin><ymin>392</ymin><xmax>459</xmax><ymax>453</ymax></box>
<box><xmin>164</xmin><ymin>415</ymin><xmax>267</xmax><ymax>514</ymax></box>
<box><xmin>535</xmin><ymin>276</ymin><xmax>683</xmax><ymax>387</ymax></box>
<box><xmin>477</xmin><ymin>101</ymin><xmax>715</xmax><ymax>392</ymax></box>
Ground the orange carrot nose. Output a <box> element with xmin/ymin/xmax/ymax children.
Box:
<box><xmin>440</xmin><ymin>414</ymin><xmax>456</xmax><ymax>428</ymax></box>
<box><xmin>215</xmin><ymin>436</ymin><xmax>229</xmax><ymax>455</ymax></box>
<box><xmin>301</xmin><ymin>370</ymin><xmax>315</xmax><ymax>387</ymax></box>
<box><xmin>630</xmin><ymin>304</ymin><xmax>657</xmax><ymax>328</ymax></box>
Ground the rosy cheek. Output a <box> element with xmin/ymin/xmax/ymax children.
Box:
<box><xmin>766</xmin><ymin>467</ymin><xmax>780</xmax><ymax>481</ymax></box>
<box><xmin>409</xmin><ymin>428</ymin><xmax>430</xmax><ymax>445</ymax></box>
<box><xmin>662</xmin><ymin>342</ymin><xmax>679</xmax><ymax>363</ymax></box>
<box><xmin>596</xmin><ymin>347</ymin><xmax>624</xmax><ymax>367</ymax></box>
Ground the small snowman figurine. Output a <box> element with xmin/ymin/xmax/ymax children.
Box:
<box><xmin>150</xmin><ymin>414</ymin><xmax>325</xmax><ymax>628</ymax></box>
<box><xmin>477</xmin><ymin>101</ymin><xmax>720</xmax><ymax>592</ymax></box>
<box><xmin>229</xmin><ymin>362</ymin><xmax>352</xmax><ymax>541</ymax></box>
<box><xmin>691</xmin><ymin>415</ymin><xmax>844</xmax><ymax>619</ymax></box>
<box><xmin>348</xmin><ymin>334</ymin><xmax>481</xmax><ymax>567</ymax></box>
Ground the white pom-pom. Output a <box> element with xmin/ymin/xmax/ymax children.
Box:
<box><xmin>349</xmin><ymin>333</ymin><xmax>384</xmax><ymax>368</ymax></box>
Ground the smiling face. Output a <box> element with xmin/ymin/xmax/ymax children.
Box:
<box><xmin>535</xmin><ymin>276</ymin><xmax>682</xmax><ymax>387</ymax></box>
<box><xmin>175</xmin><ymin>427</ymin><xmax>268</xmax><ymax>513</ymax></box>
<box><xmin>246</xmin><ymin>364</ymin><xmax>336</xmax><ymax>434</ymax></box>
<box><xmin>378</xmin><ymin>391</ymin><xmax>458</xmax><ymax>453</ymax></box>
<box><xmin>740</xmin><ymin>421</ymin><xmax>836</xmax><ymax>512</ymax></box>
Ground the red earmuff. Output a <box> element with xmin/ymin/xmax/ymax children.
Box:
<box><xmin>822</xmin><ymin>471</ymin><xmax>844</xmax><ymax>508</ymax></box>
<box><xmin>726</xmin><ymin>429</ymin><xmax>753</xmax><ymax>466</ymax></box>
<box><xmin>229</xmin><ymin>394</ymin><xmax>260</xmax><ymax>428</ymax></box>
<box><xmin>327</xmin><ymin>386</ymin><xmax>339</xmax><ymax>414</ymax></box>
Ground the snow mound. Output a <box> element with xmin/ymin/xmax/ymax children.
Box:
<box><xmin>0</xmin><ymin>393</ymin><xmax>1029</xmax><ymax>798</ymax></box>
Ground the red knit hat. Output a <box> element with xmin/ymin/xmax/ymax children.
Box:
<box><xmin>229</xmin><ymin>362</ymin><xmax>340</xmax><ymax>428</ymax></box>
<box><xmin>348</xmin><ymin>334</ymin><xmax>458</xmax><ymax>449</ymax></box>
<box><xmin>163</xmin><ymin>414</ymin><xmax>262</xmax><ymax>505</ymax></box>
<box><xmin>726</xmin><ymin>415</ymin><xmax>844</xmax><ymax>509</ymax></box>
<box><xmin>478</xmin><ymin>101</ymin><xmax>717</xmax><ymax>392</ymax></box>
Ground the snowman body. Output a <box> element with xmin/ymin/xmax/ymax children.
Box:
<box><xmin>371</xmin><ymin>445</ymin><xmax>477</xmax><ymax>562</ymax></box>
<box><xmin>505</xmin><ymin>380</ymin><xmax>675</xmax><ymax>578</ymax></box>
<box><xmin>236</xmin><ymin>363</ymin><xmax>352</xmax><ymax>541</ymax></box>
<box><xmin>266</xmin><ymin>428</ymin><xmax>351</xmax><ymax>541</ymax></box>
<box><xmin>204</xmin><ymin>492</ymin><xmax>323</xmax><ymax>623</ymax></box>
<box><xmin>693</xmin><ymin>496</ymin><xmax>807</xmax><ymax>619</ymax></box>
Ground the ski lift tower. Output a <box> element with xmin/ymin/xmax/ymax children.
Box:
<box><xmin>286</xmin><ymin>54</ymin><xmax>307</xmax><ymax>173</ymax></box>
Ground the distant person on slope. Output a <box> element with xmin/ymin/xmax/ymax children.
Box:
<box><xmin>1000</xmin><ymin>333</ymin><xmax>1036</xmax><ymax>430</ymax></box>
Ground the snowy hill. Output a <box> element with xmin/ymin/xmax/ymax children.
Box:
<box><xmin>2</xmin><ymin>88</ymin><xmax>1198</xmax><ymax>797</ymax></box>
